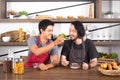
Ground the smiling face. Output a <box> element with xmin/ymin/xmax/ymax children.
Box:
<box><xmin>69</xmin><ymin>24</ymin><xmax>78</xmax><ymax>40</ymax></box>
<box><xmin>41</xmin><ymin>25</ymin><xmax>53</xmax><ymax>40</ymax></box>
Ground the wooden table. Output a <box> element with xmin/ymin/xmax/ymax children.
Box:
<box><xmin>0</xmin><ymin>65</ymin><xmax>120</xmax><ymax>80</ymax></box>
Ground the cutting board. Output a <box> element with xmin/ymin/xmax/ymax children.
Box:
<box><xmin>1</xmin><ymin>30</ymin><xmax>26</xmax><ymax>42</ymax></box>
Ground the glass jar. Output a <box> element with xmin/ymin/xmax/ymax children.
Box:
<box><xmin>14</xmin><ymin>58</ymin><xmax>24</xmax><ymax>74</ymax></box>
<box><xmin>14</xmin><ymin>58</ymin><xmax>19</xmax><ymax>74</ymax></box>
<box><xmin>18</xmin><ymin>58</ymin><xmax>24</xmax><ymax>74</ymax></box>
<box><xmin>3</xmin><ymin>57</ymin><xmax>12</xmax><ymax>73</ymax></box>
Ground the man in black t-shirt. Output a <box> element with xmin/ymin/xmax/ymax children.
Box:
<box><xmin>61</xmin><ymin>21</ymin><xmax>99</xmax><ymax>70</ymax></box>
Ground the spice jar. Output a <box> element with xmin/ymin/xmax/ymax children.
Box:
<box><xmin>14</xmin><ymin>58</ymin><xmax>24</xmax><ymax>74</ymax></box>
<box><xmin>18</xmin><ymin>58</ymin><xmax>24</xmax><ymax>74</ymax></box>
<box><xmin>14</xmin><ymin>58</ymin><xmax>19</xmax><ymax>74</ymax></box>
<box><xmin>3</xmin><ymin>57</ymin><xmax>12</xmax><ymax>73</ymax></box>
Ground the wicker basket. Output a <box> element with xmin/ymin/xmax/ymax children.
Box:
<box><xmin>98</xmin><ymin>67</ymin><xmax>120</xmax><ymax>76</ymax></box>
<box><xmin>98</xmin><ymin>58</ymin><xmax>118</xmax><ymax>65</ymax></box>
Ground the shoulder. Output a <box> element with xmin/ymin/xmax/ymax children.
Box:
<box><xmin>28</xmin><ymin>36</ymin><xmax>38</xmax><ymax>44</ymax></box>
<box><xmin>28</xmin><ymin>36</ymin><xmax>38</xmax><ymax>41</ymax></box>
<box><xmin>64</xmin><ymin>40</ymin><xmax>72</xmax><ymax>45</ymax></box>
<box><xmin>63</xmin><ymin>40</ymin><xmax>72</xmax><ymax>48</ymax></box>
<box><xmin>85</xmin><ymin>39</ymin><xmax>94</xmax><ymax>44</ymax></box>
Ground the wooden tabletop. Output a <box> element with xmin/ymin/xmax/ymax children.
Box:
<box><xmin>0</xmin><ymin>65</ymin><xmax>120</xmax><ymax>80</ymax></box>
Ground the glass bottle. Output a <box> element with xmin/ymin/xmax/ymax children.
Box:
<box><xmin>14</xmin><ymin>58</ymin><xmax>19</xmax><ymax>74</ymax></box>
<box><xmin>89</xmin><ymin>3</ymin><xmax>93</xmax><ymax>19</ymax></box>
<box><xmin>18</xmin><ymin>58</ymin><xmax>24</xmax><ymax>74</ymax></box>
<box><xmin>19</xmin><ymin>28</ymin><xmax>23</xmax><ymax>42</ymax></box>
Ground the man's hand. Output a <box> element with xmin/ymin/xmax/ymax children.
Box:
<box><xmin>61</xmin><ymin>60</ymin><xmax>69</xmax><ymax>66</ymax></box>
<box><xmin>82</xmin><ymin>62</ymin><xmax>89</xmax><ymax>70</ymax></box>
<box><xmin>38</xmin><ymin>63</ymin><xmax>48</xmax><ymax>71</ymax></box>
<box><xmin>61</xmin><ymin>55</ymin><xmax>69</xmax><ymax>66</ymax></box>
<box><xmin>54</xmin><ymin>35</ymin><xmax>64</xmax><ymax>45</ymax></box>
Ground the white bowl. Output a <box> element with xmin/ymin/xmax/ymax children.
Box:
<box><xmin>2</xmin><ymin>36</ymin><xmax>11</xmax><ymax>42</ymax></box>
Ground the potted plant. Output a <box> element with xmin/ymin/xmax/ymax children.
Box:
<box><xmin>104</xmin><ymin>11</ymin><xmax>113</xmax><ymax>18</ymax></box>
<box><xmin>7</xmin><ymin>10</ymin><xmax>16</xmax><ymax>19</ymax></box>
<box><xmin>18</xmin><ymin>11</ymin><xmax>28</xmax><ymax>19</ymax></box>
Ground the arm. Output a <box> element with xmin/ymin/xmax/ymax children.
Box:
<box><xmin>30</xmin><ymin>42</ymin><xmax>55</xmax><ymax>56</ymax></box>
<box><xmin>82</xmin><ymin>39</ymin><xmax>98</xmax><ymax>70</ymax></box>
<box><xmin>46</xmin><ymin>54</ymin><xmax>59</xmax><ymax>69</ymax></box>
<box><xmin>30</xmin><ymin>35</ymin><xmax>64</xmax><ymax>56</ymax></box>
<box><xmin>89</xmin><ymin>58</ymin><xmax>98</xmax><ymax>68</ymax></box>
<box><xmin>60</xmin><ymin>40</ymin><xmax>70</xmax><ymax>66</ymax></box>
<box><xmin>61</xmin><ymin>55</ymin><xmax>69</xmax><ymax>66</ymax></box>
<box><xmin>38</xmin><ymin>55</ymin><xmax>59</xmax><ymax>71</ymax></box>
<box><xmin>82</xmin><ymin>58</ymin><xmax>97</xmax><ymax>70</ymax></box>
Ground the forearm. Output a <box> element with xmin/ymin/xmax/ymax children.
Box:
<box><xmin>32</xmin><ymin>42</ymin><xmax>55</xmax><ymax>56</ymax></box>
<box><xmin>89</xmin><ymin>58</ymin><xmax>98</xmax><ymax>68</ymax></box>
<box><xmin>46</xmin><ymin>63</ymin><xmax>57</xmax><ymax>69</ymax></box>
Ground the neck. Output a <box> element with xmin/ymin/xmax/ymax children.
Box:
<box><xmin>40</xmin><ymin>34</ymin><xmax>48</xmax><ymax>44</ymax></box>
<box><xmin>74</xmin><ymin>36</ymin><xmax>86</xmax><ymax>45</ymax></box>
<box><xmin>74</xmin><ymin>38</ymin><xmax>82</xmax><ymax>45</ymax></box>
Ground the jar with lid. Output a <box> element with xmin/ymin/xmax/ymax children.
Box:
<box><xmin>14</xmin><ymin>58</ymin><xmax>19</xmax><ymax>74</ymax></box>
<box><xmin>18</xmin><ymin>58</ymin><xmax>24</xmax><ymax>74</ymax></box>
<box><xmin>3</xmin><ymin>57</ymin><xmax>12</xmax><ymax>73</ymax></box>
<box><xmin>14</xmin><ymin>58</ymin><xmax>24</xmax><ymax>74</ymax></box>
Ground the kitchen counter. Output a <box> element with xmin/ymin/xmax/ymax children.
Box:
<box><xmin>0</xmin><ymin>65</ymin><xmax>120</xmax><ymax>80</ymax></box>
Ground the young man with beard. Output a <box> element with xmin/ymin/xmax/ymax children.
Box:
<box><xmin>61</xmin><ymin>21</ymin><xmax>99</xmax><ymax>70</ymax></box>
<box><xmin>25</xmin><ymin>19</ymin><xmax>64</xmax><ymax>71</ymax></box>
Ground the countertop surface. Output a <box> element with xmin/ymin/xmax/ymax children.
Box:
<box><xmin>0</xmin><ymin>65</ymin><xmax>120</xmax><ymax>80</ymax></box>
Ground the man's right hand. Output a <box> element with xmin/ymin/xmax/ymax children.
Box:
<box><xmin>54</xmin><ymin>35</ymin><xmax>64</xmax><ymax>46</ymax></box>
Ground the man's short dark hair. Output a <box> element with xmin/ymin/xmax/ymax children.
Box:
<box><xmin>38</xmin><ymin>19</ymin><xmax>54</xmax><ymax>34</ymax></box>
<box><xmin>71</xmin><ymin>21</ymin><xmax>85</xmax><ymax>38</ymax></box>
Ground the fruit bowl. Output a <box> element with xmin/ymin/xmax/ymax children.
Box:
<box><xmin>98</xmin><ymin>67</ymin><xmax>120</xmax><ymax>76</ymax></box>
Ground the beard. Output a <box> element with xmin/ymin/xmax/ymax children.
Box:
<box><xmin>70</xmin><ymin>35</ymin><xmax>78</xmax><ymax>41</ymax></box>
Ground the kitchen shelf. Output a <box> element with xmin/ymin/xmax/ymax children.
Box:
<box><xmin>94</xmin><ymin>41</ymin><xmax>120</xmax><ymax>46</ymax></box>
<box><xmin>0</xmin><ymin>42</ymin><xmax>27</xmax><ymax>46</ymax></box>
<box><xmin>0</xmin><ymin>41</ymin><xmax>120</xmax><ymax>46</ymax></box>
<box><xmin>0</xmin><ymin>18</ymin><xmax>120</xmax><ymax>23</ymax></box>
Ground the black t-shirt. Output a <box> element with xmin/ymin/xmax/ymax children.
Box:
<box><xmin>61</xmin><ymin>39</ymin><xmax>99</xmax><ymax>63</ymax></box>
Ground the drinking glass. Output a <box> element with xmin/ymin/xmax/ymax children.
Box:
<box><xmin>109</xmin><ymin>34</ymin><xmax>112</xmax><ymax>42</ymax></box>
<box><xmin>97</xmin><ymin>34</ymin><xmax>100</xmax><ymax>42</ymax></box>
<box><xmin>103</xmin><ymin>35</ymin><xmax>106</xmax><ymax>42</ymax></box>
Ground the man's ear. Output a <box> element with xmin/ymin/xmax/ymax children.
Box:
<box><xmin>40</xmin><ymin>29</ymin><xmax>43</xmax><ymax>33</ymax></box>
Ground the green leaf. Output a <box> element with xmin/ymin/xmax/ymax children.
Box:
<box><xmin>110</xmin><ymin>52</ymin><xmax>118</xmax><ymax>59</ymax></box>
<box><xmin>19</xmin><ymin>11</ymin><xmax>28</xmax><ymax>16</ymax></box>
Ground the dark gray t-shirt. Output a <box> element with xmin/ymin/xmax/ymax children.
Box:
<box><xmin>28</xmin><ymin>36</ymin><xmax>59</xmax><ymax>56</ymax></box>
<box><xmin>61</xmin><ymin>39</ymin><xmax>99</xmax><ymax>63</ymax></box>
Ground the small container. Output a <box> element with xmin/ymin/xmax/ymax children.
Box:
<box><xmin>70</xmin><ymin>63</ymin><xmax>81</xmax><ymax>69</ymax></box>
<box><xmin>14</xmin><ymin>58</ymin><xmax>24</xmax><ymax>74</ymax></box>
<box><xmin>14</xmin><ymin>58</ymin><xmax>19</xmax><ymax>74</ymax></box>
<box><xmin>3</xmin><ymin>57</ymin><xmax>12</xmax><ymax>73</ymax></box>
<box><xmin>18</xmin><ymin>58</ymin><xmax>24</xmax><ymax>74</ymax></box>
